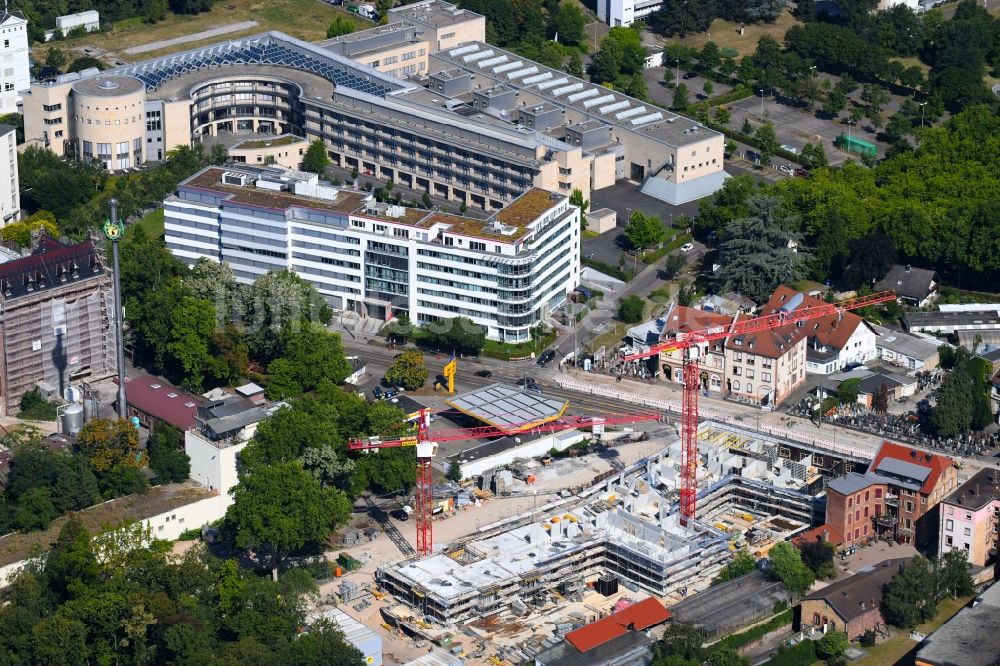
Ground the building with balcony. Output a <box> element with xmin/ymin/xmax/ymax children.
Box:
<box><xmin>22</xmin><ymin>0</ymin><xmax>727</xmax><ymax>206</ymax></box>
<box><xmin>813</xmin><ymin>441</ymin><xmax>956</xmax><ymax>552</ymax></box>
<box><xmin>0</xmin><ymin>11</ymin><xmax>30</xmax><ymax>115</ymax></box>
<box><xmin>164</xmin><ymin>164</ymin><xmax>579</xmax><ymax>342</ymax></box>
<box><xmin>938</xmin><ymin>468</ymin><xmax>1000</xmax><ymax>567</ymax></box>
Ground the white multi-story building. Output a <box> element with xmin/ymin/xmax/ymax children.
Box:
<box><xmin>0</xmin><ymin>123</ymin><xmax>18</xmax><ymax>224</ymax></box>
<box><xmin>0</xmin><ymin>11</ymin><xmax>30</xmax><ymax>115</ymax></box>
<box><xmin>164</xmin><ymin>165</ymin><xmax>579</xmax><ymax>342</ymax></box>
<box><xmin>597</xmin><ymin>0</ymin><xmax>663</xmax><ymax>27</ymax></box>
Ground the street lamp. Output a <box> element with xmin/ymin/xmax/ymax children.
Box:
<box><xmin>675</xmin><ymin>60</ymin><xmax>680</xmax><ymax>87</ymax></box>
<box><xmin>919</xmin><ymin>101</ymin><xmax>927</xmax><ymax>127</ymax></box>
<box><xmin>759</xmin><ymin>89</ymin><xmax>766</xmax><ymax>121</ymax></box>
<box><xmin>846</xmin><ymin>119</ymin><xmax>854</xmax><ymax>143</ymax></box>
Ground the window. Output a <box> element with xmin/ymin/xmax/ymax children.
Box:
<box><xmin>383</xmin><ymin>55</ymin><xmax>398</xmax><ymax>65</ymax></box>
<box><xmin>732</xmin><ymin>380</ymin><xmax>740</xmax><ymax>391</ymax></box>
<box><xmin>946</xmin><ymin>535</ymin><xmax>953</xmax><ymax>546</ymax></box>
<box><xmin>906</xmin><ymin>501</ymin><xmax>914</xmax><ymax>512</ymax></box>
<box><xmin>43</xmin><ymin>103</ymin><xmax>62</xmax><ymax>112</ymax></box>
<box><xmin>964</xmin><ymin>527</ymin><xmax>971</xmax><ymax>536</ymax></box>
<box><xmin>745</xmin><ymin>382</ymin><xmax>752</xmax><ymax>393</ymax></box>
<box><xmin>403</xmin><ymin>51</ymin><xmax>416</xmax><ymax>60</ymax></box>
<box><xmin>865</xmin><ymin>491</ymin><xmax>870</xmax><ymax>501</ymax></box>
<box><xmin>746</xmin><ymin>369</ymin><xmax>754</xmax><ymax>379</ymax></box>
<box><xmin>470</xmin><ymin>241</ymin><xmax>486</xmax><ymax>252</ymax></box>
<box><xmin>946</xmin><ymin>519</ymin><xmax>954</xmax><ymax>532</ymax></box>
<box><xmin>762</xmin><ymin>372</ymin><xmax>771</xmax><ymax>382</ymax></box>
<box><xmin>848</xmin><ymin>497</ymin><xmax>853</xmax><ymax>508</ymax></box>
<box><xmin>864</xmin><ymin>507</ymin><xmax>869</xmax><ymax>518</ymax></box>
<box><xmin>875</xmin><ymin>488</ymin><xmax>883</xmax><ymax>498</ymax></box>
<box><xmin>351</xmin><ymin>220</ymin><xmax>365</xmax><ymax>228</ymax></box>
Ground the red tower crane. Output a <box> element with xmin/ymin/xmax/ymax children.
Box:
<box><xmin>348</xmin><ymin>411</ymin><xmax>664</xmax><ymax>555</ymax></box>
<box><xmin>620</xmin><ymin>289</ymin><xmax>896</xmax><ymax>524</ymax></box>
<box><xmin>349</xmin><ymin>290</ymin><xmax>896</xmax><ymax>555</ymax></box>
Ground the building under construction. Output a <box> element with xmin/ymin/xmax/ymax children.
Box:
<box><xmin>376</xmin><ymin>421</ymin><xmax>818</xmax><ymax>625</ymax></box>
<box><xmin>0</xmin><ymin>234</ymin><xmax>114</xmax><ymax>415</ymax></box>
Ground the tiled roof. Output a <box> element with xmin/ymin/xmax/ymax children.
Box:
<box><xmin>791</xmin><ymin>523</ymin><xmax>844</xmax><ymax>548</ymax></box>
<box><xmin>876</xmin><ymin>265</ymin><xmax>936</xmax><ymax>301</ymax></box>
<box><xmin>564</xmin><ymin>597</ymin><xmax>670</xmax><ymax>653</ymax></box>
<box><xmin>725</xmin><ymin>312</ymin><xmax>807</xmax><ymax>358</ymax></box>
<box><xmin>870</xmin><ymin>441</ymin><xmax>952</xmax><ymax>495</ymax></box>
<box><xmin>0</xmin><ymin>235</ymin><xmax>103</xmax><ymax>302</ymax></box>
<box><xmin>126</xmin><ymin>375</ymin><xmax>205</xmax><ymax>431</ymax></box>
<box><xmin>768</xmin><ymin>286</ymin><xmax>867</xmax><ymax>353</ymax></box>
<box><xmin>802</xmin><ymin>557</ymin><xmax>910</xmax><ymax>623</ymax></box>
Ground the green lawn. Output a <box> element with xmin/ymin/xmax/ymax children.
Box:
<box><xmin>130</xmin><ymin>208</ymin><xmax>165</xmax><ymax>239</ymax></box>
<box><xmin>852</xmin><ymin>595</ymin><xmax>973</xmax><ymax>666</ymax></box>
<box><xmin>482</xmin><ymin>328</ymin><xmax>558</xmax><ymax>360</ymax></box>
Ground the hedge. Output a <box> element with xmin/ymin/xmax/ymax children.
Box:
<box><xmin>582</xmin><ymin>256</ymin><xmax>636</xmax><ymax>282</ymax></box>
<box><xmin>641</xmin><ymin>232</ymin><xmax>693</xmax><ymax>263</ymax></box>
<box><xmin>717</xmin><ymin>609</ymin><xmax>793</xmax><ymax>650</ymax></box>
<box><xmin>766</xmin><ymin>639</ymin><xmax>816</xmax><ymax>666</ymax></box>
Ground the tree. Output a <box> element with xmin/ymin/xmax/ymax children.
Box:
<box><xmin>45</xmin><ymin>519</ymin><xmax>99</xmax><ymax>601</ymax></box>
<box><xmin>798</xmin><ymin>540</ymin><xmax>836</xmax><ymax>579</ymax></box>
<box><xmin>1</xmin><ymin>210</ymin><xmax>59</xmax><ymax>247</ymax></box>
<box><xmin>936</xmin><ymin>548</ymin><xmax>974</xmax><ymax>599</ymax></box>
<box><xmin>656</xmin><ymin>623</ymin><xmax>706</xmax><ymax>662</ymax></box>
<box><xmin>882</xmin><ymin>555</ymin><xmax>937</xmax><ymax>628</ymax></box>
<box><xmin>624</xmin><ymin>210</ymin><xmax>667</xmax><ymax>251</ymax></box>
<box><xmin>385</xmin><ymin>350</ymin><xmax>429</xmax><ymax>390</ymax></box>
<box><xmin>226</xmin><ymin>462</ymin><xmax>351</xmax><ymax>579</ymax></box>
<box><xmin>899</xmin><ymin>66</ymin><xmax>925</xmax><ymax>94</ymax></box>
<box><xmin>714</xmin><ymin>195</ymin><xmax>806</xmax><ymax>303</ymax></box>
<box><xmin>755</xmin><ymin>122</ymin><xmax>779</xmax><ymax>165</ymax></box>
<box><xmin>671</xmin><ymin>82</ymin><xmax>690</xmax><ymax>110</ymax></box>
<box><xmin>698</xmin><ymin>41</ymin><xmax>721</xmax><ymax>70</ymax></box>
<box><xmin>837</xmin><ymin>377</ymin><xmax>861</xmax><ymax>405</ymax></box>
<box><xmin>626</xmin><ymin>73</ymin><xmax>649</xmax><ymax>101</ymax></box>
<box><xmin>618</xmin><ymin>295</ymin><xmax>645</xmax><ymax>324</ymax></box>
<box><xmin>300</xmin><ymin>446</ymin><xmax>356</xmax><ymax>491</ymax></box>
<box><xmin>45</xmin><ymin>47</ymin><xmax>67</xmax><ymax>72</ymax></box>
<box><xmin>167</xmin><ymin>295</ymin><xmax>217</xmax><ymax>390</ymax></box>
<box><xmin>554</xmin><ymin>3</ymin><xmax>586</xmax><ymax>45</ymax></box>
<box><xmin>420</xmin><ymin>316</ymin><xmax>486</xmax><ymax>356</ymax></box>
<box><xmin>703</xmin><ymin>80</ymin><xmax>714</xmax><ymax>97</ymax></box>
<box><xmin>564</xmin><ymin>52</ymin><xmax>584</xmax><ymax>78</ymax></box>
<box><xmin>67</xmin><ymin>56</ymin><xmax>104</xmax><ymax>73</ymax></box>
<box><xmin>14</xmin><ymin>487</ymin><xmax>58</xmax><ymax>531</ymax></box>
<box><xmin>326</xmin><ymin>16</ymin><xmax>355</xmax><ymax>38</ymax></box>
<box><xmin>77</xmin><ymin>418</ymin><xmax>145</xmax><ymax>472</ymax></box>
<box><xmin>872</xmin><ymin>383</ymin><xmax>890</xmax><ymax>414</ymax></box>
<box><xmin>713</xmin><ymin>551</ymin><xmax>757</xmax><ymax>584</ymax></box>
<box><xmin>767</xmin><ymin>541</ymin><xmax>815</xmax><ymax>594</ymax></box>
<box><xmin>800</xmin><ymin>142</ymin><xmax>828</xmax><ymax>170</ymax></box>
<box><xmin>816</xmin><ymin>630</ymin><xmax>849</xmax><ymax>660</ymax></box>
<box><xmin>590</xmin><ymin>39</ymin><xmax>622</xmax><ymax>84</ymax></box>
<box><xmin>243</xmin><ymin>271</ymin><xmax>333</xmax><ymax>359</ymax></box>
<box><xmin>447</xmin><ymin>460</ymin><xmax>463</xmax><ymax>483</ymax></box>
<box><xmin>569</xmin><ymin>188</ymin><xmax>589</xmax><ymax>218</ymax></box>
<box><xmin>713</xmin><ymin>106</ymin><xmax>731</xmax><ymax>125</ymax></box>
<box><xmin>302</xmin><ymin>140</ymin><xmax>330</xmax><ymax>174</ymax></box>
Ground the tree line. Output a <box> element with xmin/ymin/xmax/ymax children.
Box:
<box><xmin>12</xmin><ymin>0</ymin><xmax>213</xmax><ymax>43</ymax></box>
<box><xmin>697</xmin><ymin>105</ymin><xmax>1000</xmax><ymax>293</ymax></box>
<box><xmin>0</xmin><ymin>518</ymin><xmax>365</xmax><ymax>663</ymax></box>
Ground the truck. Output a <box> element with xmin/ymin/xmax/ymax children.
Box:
<box><xmin>349</xmin><ymin>3</ymin><xmax>378</xmax><ymax>19</ymax></box>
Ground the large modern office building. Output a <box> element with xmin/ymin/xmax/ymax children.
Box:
<box><xmin>165</xmin><ymin>165</ymin><xmax>579</xmax><ymax>342</ymax></box>
<box><xmin>23</xmin><ymin>0</ymin><xmax>726</xmax><ymax>207</ymax></box>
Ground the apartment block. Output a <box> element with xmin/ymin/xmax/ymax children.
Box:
<box><xmin>938</xmin><ymin>468</ymin><xmax>1000</xmax><ymax>567</ymax></box>
<box><xmin>0</xmin><ymin>123</ymin><xmax>19</xmax><ymax>224</ymax></box>
<box><xmin>597</xmin><ymin>0</ymin><xmax>664</xmax><ymax>27</ymax></box>
<box><xmin>0</xmin><ymin>11</ymin><xmax>30</xmax><ymax>115</ymax></box>
<box><xmin>164</xmin><ymin>165</ymin><xmax>579</xmax><ymax>342</ymax></box>
<box><xmin>0</xmin><ymin>235</ymin><xmax>114</xmax><ymax>415</ymax></box>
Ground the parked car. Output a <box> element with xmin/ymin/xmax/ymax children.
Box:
<box><xmin>779</xmin><ymin>144</ymin><xmax>798</xmax><ymax>155</ymax></box>
<box><xmin>778</xmin><ymin>164</ymin><xmax>795</xmax><ymax>176</ymax></box>
<box><xmin>517</xmin><ymin>378</ymin><xmax>542</xmax><ymax>393</ymax></box>
<box><xmin>682</xmin><ymin>71</ymin><xmax>696</xmax><ymax>80</ymax></box>
<box><xmin>372</xmin><ymin>386</ymin><xmax>384</xmax><ymax>399</ymax></box>
<box><xmin>475</xmin><ymin>369</ymin><xmax>493</xmax><ymax>378</ymax></box>
<box><xmin>681</xmin><ymin>242</ymin><xmax>694</xmax><ymax>252</ymax></box>
<box><xmin>382</xmin><ymin>388</ymin><xmax>397</xmax><ymax>399</ymax></box>
<box><xmin>794</xmin><ymin>168</ymin><xmax>810</xmax><ymax>178</ymax></box>
<box><xmin>537</xmin><ymin>349</ymin><xmax>557</xmax><ymax>366</ymax></box>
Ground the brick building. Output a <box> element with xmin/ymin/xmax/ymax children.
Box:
<box><xmin>938</xmin><ymin>468</ymin><xmax>1000</xmax><ymax>567</ymax></box>
<box><xmin>798</xmin><ymin>558</ymin><xmax>909</xmax><ymax>640</ymax></box>
<box><xmin>0</xmin><ymin>235</ymin><xmax>114</xmax><ymax>415</ymax></box>
<box><xmin>807</xmin><ymin>442</ymin><xmax>956</xmax><ymax>552</ymax></box>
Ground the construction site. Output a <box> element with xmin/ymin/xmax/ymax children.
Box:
<box><xmin>374</xmin><ymin>419</ymin><xmax>828</xmax><ymax>633</ymax></box>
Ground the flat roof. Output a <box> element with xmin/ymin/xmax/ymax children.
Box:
<box><xmin>916</xmin><ymin>581</ymin><xmax>1000</xmax><ymax>666</ymax></box>
<box><xmin>906</xmin><ymin>310</ymin><xmax>1000</xmax><ymax>326</ymax></box>
<box><xmin>445</xmin><ymin>383</ymin><xmax>568</xmax><ymax>429</ymax></box>
<box><xmin>875</xmin><ymin>457</ymin><xmax>932</xmax><ymax>484</ymax></box>
<box><xmin>72</xmin><ymin>74</ymin><xmax>144</xmax><ymax>97</ymax></box>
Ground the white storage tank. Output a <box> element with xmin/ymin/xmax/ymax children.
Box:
<box><xmin>61</xmin><ymin>403</ymin><xmax>85</xmax><ymax>435</ymax></box>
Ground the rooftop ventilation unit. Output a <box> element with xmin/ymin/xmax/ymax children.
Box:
<box><xmin>615</xmin><ymin>106</ymin><xmax>647</xmax><ymax>120</ymax></box>
<box><xmin>222</xmin><ymin>171</ymin><xmax>251</xmax><ymax>186</ymax></box>
<box><xmin>567</xmin><ymin>88</ymin><xmax>600</xmax><ymax>103</ymax></box>
<box><xmin>630</xmin><ymin>112</ymin><xmax>664</xmax><ymax>126</ymax></box>
<box><xmin>522</xmin><ymin>72</ymin><xmax>552</xmax><ymax>85</ymax></box>
<box><xmin>552</xmin><ymin>82</ymin><xmax>584</xmax><ymax>97</ymax></box>
<box><xmin>492</xmin><ymin>60</ymin><xmax>521</xmax><ymax>73</ymax></box>
<box><xmin>488</xmin><ymin>220</ymin><xmax>519</xmax><ymax>236</ymax></box>
<box><xmin>599</xmin><ymin>100</ymin><xmax>630</xmax><ymax>115</ymax></box>
<box><xmin>463</xmin><ymin>49</ymin><xmax>494</xmax><ymax>63</ymax></box>
<box><xmin>583</xmin><ymin>93</ymin><xmax>615</xmax><ymax>109</ymax></box>
<box><xmin>507</xmin><ymin>66</ymin><xmax>538</xmax><ymax>80</ymax></box>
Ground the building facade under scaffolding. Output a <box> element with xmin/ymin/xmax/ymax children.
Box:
<box><xmin>376</xmin><ymin>421</ymin><xmax>819</xmax><ymax>625</ymax></box>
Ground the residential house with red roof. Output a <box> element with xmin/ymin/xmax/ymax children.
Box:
<box><xmin>723</xmin><ymin>308</ymin><xmax>808</xmax><ymax>407</ymax></box>
<box><xmin>657</xmin><ymin>304</ymin><xmax>734</xmax><ymax>394</ymax></box>
<box><xmin>799</xmin><ymin>441</ymin><xmax>956</xmax><ymax>552</ymax></box>
<box><xmin>0</xmin><ymin>234</ymin><xmax>114</xmax><ymax>415</ymax></box>
<box><xmin>535</xmin><ymin>597</ymin><xmax>671</xmax><ymax>666</ymax></box>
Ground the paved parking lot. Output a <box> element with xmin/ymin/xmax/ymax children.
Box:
<box><xmin>725</xmin><ymin>95</ymin><xmax>888</xmax><ymax>165</ymax></box>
